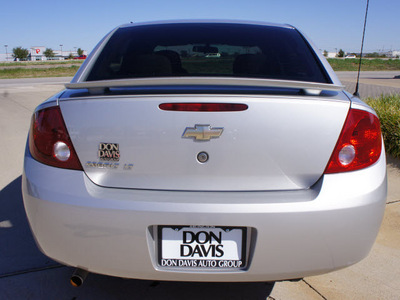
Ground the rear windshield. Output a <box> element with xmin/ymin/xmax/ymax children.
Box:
<box><xmin>86</xmin><ymin>23</ymin><xmax>330</xmax><ymax>83</ymax></box>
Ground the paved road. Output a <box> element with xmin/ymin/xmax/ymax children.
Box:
<box><xmin>336</xmin><ymin>71</ymin><xmax>400</xmax><ymax>99</ymax></box>
<box><xmin>0</xmin><ymin>74</ymin><xmax>399</xmax><ymax>299</ymax></box>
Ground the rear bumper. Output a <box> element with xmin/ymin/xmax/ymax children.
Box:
<box><xmin>22</xmin><ymin>152</ymin><xmax>387</xmax><ymax>282</ymax></box>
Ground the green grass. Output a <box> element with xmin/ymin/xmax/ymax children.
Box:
<box><xmin>0</xmin><ymin>60</ymin><xmax>83</xmax><ymax>67</ymax></box>
<box><xmin>327</xmin><ymin>58</ymin><xmax>400</xmax><ymax>71</ymax></box>
<box><xmin>0</xmin><ymin>66</ymin><xmax>80</xmax><ymax>79</ymax></box>
<box><xmin>366</xmin><ymin>94</ymin><xmax>400</xmax><ymax>159</ymax></box>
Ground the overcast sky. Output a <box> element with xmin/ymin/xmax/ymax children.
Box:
<box><xmin>1</xmin><ymin>0</ymin><xmax>398</xmax><ymax>54</ymax></box>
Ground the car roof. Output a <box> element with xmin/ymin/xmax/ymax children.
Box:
<box><xmin>118</xmin><ymin>20</ymin><xmax>295</xmax><ymax>30</ymax></box>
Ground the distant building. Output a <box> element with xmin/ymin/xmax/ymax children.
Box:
<box><xmin>391</xmin><ymin>50</ymin><xmax>400</xmax><ymax>58</ymax></box>
<box><xmin>326</xmin><ymin>52</ymin><xmax>337</xmax><ymax>58</ymax></box>
<box><xmin>29</xmin><ymin>46</ymin><xmax>86</xmax><ymax>61</ymax></box>
<box><xmin>0</xmin><ymin>53</ymin><xmax>10</xmax><ymax>61</ymax></box>
<box><xmin>0</xmin><ymin>47</ymin><xmax>87</xmax><ymax>62</ymax></box>
<box><xmin>30</xmin><ymin>46</ymin><xmax>47</xmax><ymax>61</ymax></box>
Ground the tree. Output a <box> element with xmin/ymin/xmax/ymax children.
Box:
<box><xmin>365</xmin><ymin>52</ymin><xmax>387</xmax><ymax>58</ymax></box>
<box><xmin>68</xmin><ymin>53</ymin><xmax>74</xmax><ymax>60</ymax></box>
<box><xmin>323</xmin><ymin>50</ymin><xmax>328</xmax><ymax>57</ymax></box>
<box><xmin>337</xmin><ymin>49</ymin><xmax>345</xmax><ymax>58</ymax></box>
<box><xmin>12</xmin><ymin>47</ymin><xmax>29</xmax><ymax>61</ymax></box>
<box><xmin>44</xmin><ymin>48</ymin><xmax>55</xmax><ymax>59</ymax></box>
<box><xmin>77</xmin><ymin>48</ymin><xmax>84</xmax><ymax>56</ymax></box>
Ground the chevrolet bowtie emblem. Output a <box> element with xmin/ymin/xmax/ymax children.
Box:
<box><xmin>182</xmin><ymin>125</ymin><xmax>224</xmax><ymax>141</ymax></box>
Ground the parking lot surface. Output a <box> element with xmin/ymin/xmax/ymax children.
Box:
<box><xmin>0</xmin><ymin>73</ymin><xmax>399</xmax><ymax>299</ymax></box>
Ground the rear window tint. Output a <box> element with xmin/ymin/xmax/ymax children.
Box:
<box><xmin>86</xmin><ymin>23</ymin><xmax>330</xmax><ymax>83</ymax></box>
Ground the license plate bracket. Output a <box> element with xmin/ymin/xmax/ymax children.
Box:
<box><xmin>158</xmin><ymin>226</ymin><xmax>247</xmax><ymax>269</ymax></box>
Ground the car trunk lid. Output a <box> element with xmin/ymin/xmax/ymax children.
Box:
<box><xmin>59</xmin><ymin>92</ymin><xmax>350</xmax><ymax>191</ymax></box>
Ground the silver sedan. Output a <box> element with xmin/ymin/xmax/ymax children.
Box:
<box><xmin>22</xmin><ymin>20</ymin><xmax>387</xmax><ymax>284</ymax></box>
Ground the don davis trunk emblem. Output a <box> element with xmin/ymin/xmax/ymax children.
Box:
<box><xmin>98</xmin><ymin>143</ymin><xmax>120</xmax><ymax>161</ymax></box>
<box><xmin>183</xmin><ymin>125</ymin><xmax>223</xmax><ymax>141</ymax></box>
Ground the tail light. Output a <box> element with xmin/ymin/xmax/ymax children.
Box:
<box><xmin>29</xmin><ymin>106</ymin><xmax>83</xmax><ymax>170</ymax></box>
<box><xmin>325</xmin><ymin>108</ymin><xmax>382</xmax><ymax>174</ymax></box>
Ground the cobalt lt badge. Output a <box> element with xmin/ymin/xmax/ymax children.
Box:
<box><xmin>182</xmin><ymin>125</ymin><xmax>223</xmax><ymax>141</ymax></box>
<box><xmin>98</xmin><ymin>143</ymin><xmax>120</xmax><ymax>161</ymax></box>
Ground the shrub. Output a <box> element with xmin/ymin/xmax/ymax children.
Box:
<box><xmin>12</xmin><ymin>47</ymin><xmax>29</xmax><ymax>60</ymax></box>
<box><xmin>44</xmin><ymin>48</ymin><xmax>55</xmax><ymax>58</ymax></box>
<box><xmin>366</xmin><ymin>94</ymin><xmax>400</xmax><ymax>159</ymax></box>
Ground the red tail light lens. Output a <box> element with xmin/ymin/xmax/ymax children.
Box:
<box><xmin>29</xmin><ymin>106</ymin><xmax>83</xmax><ymax>170</ymax></box>
<box><xmin>325</xmin><ymin>108</ymin><xmax>382</xmax><ymax>174</ymax></box>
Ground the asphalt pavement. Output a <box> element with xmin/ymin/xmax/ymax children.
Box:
<box><xmin>0</xmin><ymin>73</ymin><xmax>399</xmax><ymax>299</ymax></box>
<box><xmin>337</xmin><ymin>71</ymin><xmax>400</xmax><ymax>99</ymax></box>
